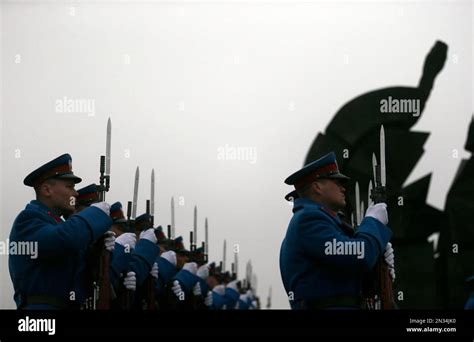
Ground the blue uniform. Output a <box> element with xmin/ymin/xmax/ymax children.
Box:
<box><xmin>211</xmin><ymin>290</ymin><xmax>226</xmax><ymax>310</ymax></box>
<box><xmin>173</xmin><ymin>269</ymin><xmax>199</xmax><ymax>294</ymax></box>
<box><xmin>9</xmin><ymin>200</ymin><xmax>112</xmax><ymax>309</ymax></box>
<box><xmin>129</xmin><ymin>239</ymin><xmax>160</xmax><ymax>286</ymax></box>
<box><xmin>237</xmin><ymin>296</ymin><xmax>250</xmax><ymax>310</ymax></box>
<box><xmin>280</xmin><ymin>198</ymin><xmax>392</xmax><ymax>309</ymax></box>
<box><xmin>223</xmin><ymin>287</ymin><xmax>240</xmax><ymax>310</ymax></box>
<box><xmin>110</xmin><ymin>239</ymin><xmax>160</xmax><ymax>288</ymax></box>
<box><xmin>465</xmin><ymin>292</ymin><xmax>474</xmax><ymax>310</ymax></box>
<box><xmin>109</xmin><ymin>243</ymin><xmax>132</xmax><ymax>288</ymax></box>
<box><xmin>155</xmin><ymin>256</ymin><xmax>177</xmax><ymax>296</ymax></box>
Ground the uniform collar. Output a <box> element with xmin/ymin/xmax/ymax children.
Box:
<box><xmin>293</xmin><ymin>198</ymin><xmax>342</xmax><ymax>225</ymax></box>
<box><xmin>29</xmin><ymin>200</ymin><xmax>63</xmax><ymax>222</ymax></box>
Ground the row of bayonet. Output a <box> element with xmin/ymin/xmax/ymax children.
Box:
<box><xmin>351</xmin><ymin>125</ymin><xmax>396</xmax><ymax>310</ymax></box>
<box><xmin>88</xmin><ymin>117</ymin><xmax>266</xmax><ymax>310</ymax></box>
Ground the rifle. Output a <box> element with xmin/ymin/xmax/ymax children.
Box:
<box><xmin>204</xmin><ymin>218</ymin><xmax>209</xmax><ymax>263</ymax></box>
<box><xmin>122</xmin><ymin>167</ymin><xmax>140</xmax><ymax>310</ymax></box>
<box><xmin>369</xmin><ymin>125</ymin><xmax>397</xmax><ymax>310</ymax></box>
<box><xmin>187</xmin><ymin>241</ymin><xmax>206</xmax><ymax>265</ymax></box>
<box><xmin>223</xmin><ymin>239</ymin><xmax>227</xmax><ymax>272</ymax></box>
<box><xmin>96</xmin><ymin>118</ymin><xmax>112</xmax><ymax>310</ymax></box>
<box><xmin>190</xmin><ymin>231</ymin><xmax>195</xmax><ymax>251</ymax></box>
<box><xmin>266</xmin><ymin>286</ymin><xmax>272</xmax><ymax>309</ymax></box>
<box><xmin>145</xmin><ymin>194</ymin><xmax>157</xmax><ymax>310</ymax></box>
<box><xmin>202</xmin><ymin>242</ymin><xmax>207</xmax><ymax>264</ymax></box>
<box><xmin>171</xmin><ymin>197</ymin><xmax>175</xmax><ymax>239</ymax></box>
<box><xmin>193</xmin><ymin>206</ymin><xmax>198</xmax><ymax>251</ymax></box>
<box><xmin>123</xmin><ymin>201</ymin><xmax>135</xmax><ymax>310</ymax></box>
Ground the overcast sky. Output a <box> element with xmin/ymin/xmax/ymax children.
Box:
<box><xmin>0</xmin><ymin>0</ymin><xmax>472</xmax><ymax>309</ymax></box>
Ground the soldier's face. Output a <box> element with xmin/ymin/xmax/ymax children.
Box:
<box><xmin>207</xmin><ymin>275</ymin><xmax>219</xmax><ymax>289</ymax></box>
<box><xmin>44</xmin><ymin>179</ymin><xmax>78</xmax><ymax>213</ymax></box>
<box><xmin>176</xmin><ymin>253</ymin><xmax>189</xmax><ymax>269</ymax></box>
<box><xmin>111</xmin><ymin>224</ymin><xmax>125</xmax><ymax>237</ymax></box>
<box><xmin>314</xmin><ymin>179</ymin><xmax>346</xmax><ymax>210</ymax></box>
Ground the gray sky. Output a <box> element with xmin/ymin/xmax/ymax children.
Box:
<box><xmin>0</xmin><ymin>0</ymin><xmax>472</xmax><ymax>309</ymax></box>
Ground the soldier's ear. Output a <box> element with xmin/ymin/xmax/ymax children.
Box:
<box><xmin>40</xmin><ymin>180</ymin><xmax>55</xmax><ymax>197</ymax></box>
<box><xmin>312</xmin><ymin>180</ymin><xmax>325</xmax><ymax>195</ymax></box>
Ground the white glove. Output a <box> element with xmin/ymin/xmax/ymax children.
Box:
<box><xmin>384</xmin><ymin>242</ymin><xmax>396</xmax><ymax>281</ymax></box>
<box><xmin>91</xmin><ymin>202</ymin><xmax>111</xmax><ymax>216</ymax></box>
<box><xmin>192</xmin><ymin>282</ymin><xmax>202</xmax><ymax>296</ymax></box>
<box><xmin>172</xmin><ymin>280</ymin><xmax>184</xmax><ymax>299</ymax></box>
<box><xmin>197</xmin><ymin>264</ymin><xmax>209</xmax><ymax>280</ymax></box>
<box><xmin>204</xmin><ymin>291</ymin><xmax>213</xmax><ymax>306</ymax></box>
<box><xmin>182</xmin><ymin>262</ymin><xmax>198</xmax><ymax>275</ymax></box>
<box><xmin>104</xmin><ymin>231</ymin><xmax>115</xmax><ymax>252</ymax></box>
<box><xmin>365</xmin><ymin>203</ymin><xmax>388</xmax><ymax>225</ymax></box>
<box><xmin>384</xmin><ymin>242</ymin><xmax>394</xmax><ymax>266</ymax></box>
<box><xmin>115</xmin><ymin>232</ymin><xmax>136</xmax><ymax>249</ymax></box>
<box><xmin>246</xmin><ymin>289</ymin><xmax>254</xmax><ymax>300</ymax></box>
<box><xmin>139</xmin><ymin>228</ymin><xmax>157</xmax><ymax>244</ymax></box>
<box><xmin>389</xmin><ymin>267</ymin><xmax>396</xmax><ymax>282</ymax></box>
<box><xmin>123</xmin><ymin>271</ymin><xmax>136</xmax><ymax>291</ymax></box>
<box><xmin>226</xmin><ymin>280</ymin><xmax>238</xmax><ymax>292</ymax></box>
<box><xmin>161</xmin><ymin>251</ymin><xmax>177</xmax><ymax>267</ymax></box>
<box><xmin>150</xmin><ymin>262</ymin><xmax>159</xmax><ymax>279</ymax></box>
<box><xmin>212</xmin><ymin>284</ymin><xmax>225</xmax><ymax>296</ymax></box>
<box><xmin>240</xmin><ymin>293</ymin><xmax>248</xmax><ymax>302</ymax></box>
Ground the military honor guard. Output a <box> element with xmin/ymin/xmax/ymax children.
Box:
<box><xmin>9</xmin><ymin>154</ymin><xmax>113</xmax><ymax>309</ymax></box>
<box><xmin>280</xmin><ymin>152</ymin><xmax>394</xmax><ymax>309</ymax></box>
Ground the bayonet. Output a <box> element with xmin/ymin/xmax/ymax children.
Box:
<box><xmin>106</xmin><ymin>117</ymin><xmax>111</xmax><ymax>175</ymax></box>
<box><xmin>368</xmin><ymin>181</ymin><xmax>374</xmax><ymax>207</ymax></box>
<box><xmin>193</xmin><ymin>205</ymin><xmax>197</xmax><ymax>247</ymax></box>
<box><xmin>132</xmin><ymin>166</ymin><xmax>139</xmax><ymax>219</ymax></box>
<box><xmin>380</xmin><ymin>125</ymin><xmax>386</xmax><ymax>187</ymax></box>
<box><xmin>266</xmin><ymin>286</ymin><xmax>272</xmax><ymax>309</ymax></box>
<box><xmin>246</xmin><ymin>260</ymin><xmax>252</xmax><ymax>287</ymax></box>
<box><xmin>150</xmin><ymin>169</ymin><xmax>155</xmax><ymax>225</ymax></box>
<box><xmin>96</xmin><ymin>118</ymin><xmax>112</xmax><ymax>310</ymax></box>
<box><xmin>369</xmin><ymin>125</ymin><xmax>395</xmax><ymax>310</ymax></box>
<box><xmin>171</xmin><ymin>197</ymin><xmax>175</xmax><ymax>239</ymax></box>
<box><xmin>252</xmin><ymin>274</ymin><xmax>257</xmax><ymax>293</ymax></box>
<box><xmin>205</xmin><ymin>217</ymin><xmax>209</xmax><ymax>257</ymax></box>
<box><xmin>223</xmin><ymin>239</ymin><xmax>227</xmax><ymax>272</ymax></box>
<box><xmin>234</xmin><ymin>251</ymin><xmax>238</xmax><ymax>279</ymax></box>
<box><xmin>372</xmin><ymin>153</ymin><xmax>377</xmax><ymax>185</ymax></box>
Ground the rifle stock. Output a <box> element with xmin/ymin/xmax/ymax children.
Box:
<box><xmin>97</xmin><ymin>155</ymin><xmax>110</xmax><ymax>310</ymax></box>
<box><xmin>370</xmin><ymin>163</ymin><xmax>396</xmax><ymax>310</ymax></box>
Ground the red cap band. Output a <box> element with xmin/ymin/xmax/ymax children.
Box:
<box><xmin>294</xmin><ymin>163</ymin><xmax>338</xmax><ymax>191</ymax></box>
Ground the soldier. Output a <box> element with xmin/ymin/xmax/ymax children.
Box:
<box><xmin>74</xmin><ymin>183</ymin><xmax>115</xmax><ymax>310</ymax></box>
<box><xmin>280</xmin><ymin>152</ymin><xmax>394</xmax><ymax>309</ymax></box>
<box><xmin>109</xmin><ymin>201</ymin><xmax>128</xmax><ymax>236</ymax></box>
<box><xmin>76</xmin><ymin>184</ymin><xmax>101</xmax><ymax>212</ymax></box>
<box><xmin>9</xmin><ymin>154</ymin><xmax>112</xmax><ymax>309</ymax></box>
<box><xmin>135</xmin><ymin>213</ymin><xmax>153</xmax><ymax>232</ymax></box>
<box><xmin>223</xmin><ymin>279</ymin><xmax>240</xmax><ymax>310</ymax></box>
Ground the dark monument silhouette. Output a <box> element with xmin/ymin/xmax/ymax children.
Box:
<box><xmin>303</xmin><ymin>40</ymin><xmax>473</xmax><ymax>308</ymax></box>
